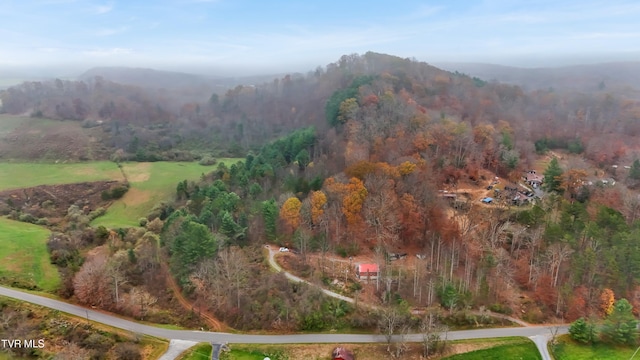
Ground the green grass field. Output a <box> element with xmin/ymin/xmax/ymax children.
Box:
<box><xmin>551</xmin><ymin>335</ymin><xmax>637</xmax><ymax>359</ymax></box>
<box><xmin>178</xmin><ymin>343</ymin><xmax>213</xmax><ymax>360</ymax></box>
<box><xmin>0</xmin><ymin>161</ymin><xmax>124</xmax><ymax>191</ymax></box>
<box><xmin>219</xmin><ymin>349</ymin><xmax>275</xmax><ymax>360</ymax></box>
<box><xmin>443</xmin><ymin>337</ymin><xmax>541</xmax><ymax>360</ymax></box>
<box><xmin>0</xmin><ymin>217</ymin><xmax>60</xmax><ymax>292</ymax></box>
<box><xmin>92</xmin><ymin>159</ymin><xmax>242</xmax><ymax>228</ymax></box>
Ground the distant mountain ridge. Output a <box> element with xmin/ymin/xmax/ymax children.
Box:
<box><xmin>78</xmin><ymin>67</ymin><xmax>285</xmax><ymax>94</ymax></box>
<box><xmin>436</xmin><ymin>61</ymin><xmax>640</xmax><ymax>93</ymax></box>
<box><xmin>78</xmin><ymin>67</ymin><xmax>219</xmax><ymax>90</ymax></box>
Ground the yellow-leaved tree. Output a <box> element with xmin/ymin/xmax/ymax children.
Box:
<box><xmin>600</xmin><ymin>288</ymin><xmax>615</xmax><ymax>317</ymax></box>
<box><xmin>280</xmin><ymin>197</ymin><xmax>302</xmax><ymax>233</ymax></box>
<box><xmin>310</xmin><ymin>190</ymin><xmax>327</xmax><ymax>226</ymax></box>
<box><xmin>342</xmin><ymin>177</ymin><xmax>368</xmax><ymax>226</ymax></box>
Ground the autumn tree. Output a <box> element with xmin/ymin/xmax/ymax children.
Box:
<box><xmin>342</xmin><ymin>177</ymin><xmax>368</xmax><ymax>226</ymax></box>
<box><xmin>338</xmin><ymin>98</ymin><xmax>359</xmax><ymax>124</ymax></box>
<box><xmin>73</xmin><ymin>253</ymin><xmax>113</xmax><ymax>309</ymax></box>
<box><xmin>562</xmin><ymin>168</ymin><xmax>588</xmax><ymax>200</ymax></box>
<box><xmin>600</xmin><ymin>288</ymin><xmax>616</xmax><ymax>317</ymax></box>
<box><xmin>280</xmin><ymin>197</ymin><xmax>302</xmax><ymax>233</ymax></box>
<box><xmin>309</xmin><ymin>190</ymin><xmax>327</xmax><ymax>226</ymax></box>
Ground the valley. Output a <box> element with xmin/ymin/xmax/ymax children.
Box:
<box><xmin>1</xmin><ymin>52</ymin><xmax>640</xmax><ymax>359</ymax></box>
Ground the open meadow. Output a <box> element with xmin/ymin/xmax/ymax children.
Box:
<box><xmin>551</xmin><ymin>335</ymin><xmax>636</xmax><ymax>360</ymax></box>
<box><xmin>92</xmin><ymin>159</ymin><xmax>242</xmax><ymax>228</ymax></box>
<box><xmin>0</xmin><ymin>161</ymin><xmax>124</xmax><ymax>191</ymax></box>
<box><xmin>0</xmin><ymin>158</ymin><xmax>242</xmax><ymax>228</ymax></box>
<box><xmin>0</xmin><ymin>217</ymin><xmax>60</xmax><ymax>292</ymax></box>
<box><xmin>178</xmin><ymin>343</ymin><xmax>213</xmax><ymax>360</ymax></box>
<box><xmin>213</xmin><ymin>337</ymin><xmax>540</xmax><ymax>360</ymax></box>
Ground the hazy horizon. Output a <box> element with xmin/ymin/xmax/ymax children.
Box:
<box><xmin>1</xmin><ymin>0</ymin><xmax>640</xmax><ymax>78</ymax></box>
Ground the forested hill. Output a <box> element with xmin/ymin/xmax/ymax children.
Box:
<box><xmin>4</xmin><ymin>52</ymin><xmax>640</xmax><ymax>328</ymax></box>
<box><xmin>2</xmin><ymin>52</ymin><xmax>639</xmax><ymax>164</ymax></box>
<box><xmin>154</xmin><ymin>52</ymin><xmax>640</xmax><ymax>328</ymax></box>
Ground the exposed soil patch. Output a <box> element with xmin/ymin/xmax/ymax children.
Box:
<box><xmin>0</xmin><ymin>180</ymin><xmax>126</xmax><ymax>225</ymax></box>
<box><xmin>122</xmin><ymin>187</ymin><xmax>152</xmax><ymax>206</ymax></box>
<box><xmin>125</xmin><ymin>162</ymin><xmax>152</xmax><ymax>182</ymax></box>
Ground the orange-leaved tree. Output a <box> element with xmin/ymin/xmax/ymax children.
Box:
<box><xmin>600</xmin><ymin>288</ymin><xmax>616</xmax><ymax>317</ymax></box>
<box><xmin>310</xmin><ymin>190</ymin><xmax>327</xmax><ymax>226</ymax></box>
<box><xmin>280</xmin><ymin>197</ymin><xmax>302</xmax><ymax>233</ymax></box>
<box><xmin>342</xmin><ymin>177</ymin><xmax>368</xmax><ymax>226</ymax></box>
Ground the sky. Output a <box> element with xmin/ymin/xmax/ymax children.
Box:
<box><xmin>1</xmin><ymin>0</ymin><xmax>639</xmax><ymax>76</ymax></box>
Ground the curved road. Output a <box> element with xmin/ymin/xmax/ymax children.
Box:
<box><xmin>267</xmin><ymin>247</ymin><xmax>563</xmax><ymax>359</ymax></box>
<box><xmin>0</xmin><ymin>285</ymin><xmax>566</xmax><ymax>345</ymax></box>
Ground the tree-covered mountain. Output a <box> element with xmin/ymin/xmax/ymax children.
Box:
<box><xmin>4</xmin><ymin>52</ymin><xmax>640</xmax><ymax>328</ymax></box>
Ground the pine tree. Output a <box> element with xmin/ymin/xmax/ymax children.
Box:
<box><xmin>261</xmin><ymin>199</ymin><xmax>278</xmax><ymax>242</ymax></box>
<box><xmin>601</xmin><ymin>298</ymin><xmax>639</xmax><ymax>346</ymax></box>
<box><xmin>543</xmin><ymin>158</ymin><xmax>564</xmax><ymax>193</ymax></box>
<box><xmin>629</xmin><ymin>159</ymin><xmax>640</xmax><ymax>180</ymax></box>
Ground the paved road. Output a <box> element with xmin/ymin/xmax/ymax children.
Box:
<box><xmin>157</xmin><ymin>340</ymin><xmax>198</xmax><ymax>360</ymax></box>
<box><xmin>530</xmin><ymin>335</ymin><xmax>553</xmax><ymax>360</ymax></box>
<box><xmin>0</xmin><ymin>286</ymin><xmax>567</xmax><ymax>346</ymax></box>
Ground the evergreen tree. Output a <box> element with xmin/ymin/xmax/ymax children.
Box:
<box><xmin>261</xmin><ymin>199</ymin><xmax>278</xmax><ymax>242</ymax></box>
<box><xmin>601</xmin><ymin>298</ymin><xmax>639</xmax><ymax>346</ymax></box>
<box><xmin>170</xmin><ymin>220</ymin><xmax>217</xmax><ymax>281</ymax></box>
<box><xmin>629</xmin><ymin>159</ymin><xmax>640</xmax><ymax>180</ymax></box>
<box><xmin>569</xmin><ymin>317</ymin><xmax>596</xmax><ymax>344</ymax></box>
<box><xmin>543</xmin><ymin>158</ymin><xmax>564</xmax><ymax>193</ymax></box>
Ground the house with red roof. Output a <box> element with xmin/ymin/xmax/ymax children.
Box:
<box><xmin>332</xmin><ymin>347</ymin><xmax>354</xmax><ymax>360</ymax></box>
<box><xmin>356</xmin><ymin>263</ymin><xmax>379</xmax><ymax>281</ymax></box>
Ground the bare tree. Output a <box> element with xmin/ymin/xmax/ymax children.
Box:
<box><xmin>129</xmin><ymin>288</ymin><xmax>157</xmax><ymax>320</ymax></box>
<box><xmin>421</xmin><ymin>309</ymin><xmax>448</xmax><ymax>358</ymax></box>
<box><xmin>377</xmin><ymin>306</ymin><xmax>409</xmax><ymax>355</ymax></box>
<box><xmin>294</xmin><ymin>227</ymin><xmax>311</xmax><ymax>264</ymax></box>
<box><xmin>547</xmin><ymin>243</ymin><xmax>573</xmax><ymax>288</ymax></box>
<box><xmin>217</xmin><ymin>247</ymin><xmax>250</xmax><ymax>309</ymax></box>
<box><xmin>107</xmin><ymin>251</ymin><xmax>129</xmax><ymax>305</ymax></box>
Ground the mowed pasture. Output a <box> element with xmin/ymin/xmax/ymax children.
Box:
<box><xmin>551</xmin><ymin>335</ymin><xmax>635</xmax><ymax>360</ymax></box>
<box><xmin>0</xmin><ymin>159</ymin><xmax>241</xmax><ymax>228</ymax></box>
<box><xmin>0</xmin><ymin>161</ymin><xmax>124</xmax><ymax>191</ymax></box>
<box><xmin>0</xmin><ymin>217</ymin><xmax>60</xmax><ymax>292</ymax></box>
<box><xmin>92</xmin><ymin>159</ymin><xmax>242</xmax><ymax>228</ymax></box>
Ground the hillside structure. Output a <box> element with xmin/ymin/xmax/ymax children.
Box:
<box><xmin>355</xmin><ymin>263</ymin><xmax>379</xmax><ymax>281</ymax></box>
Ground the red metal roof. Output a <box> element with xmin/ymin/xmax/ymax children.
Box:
<box><xmin>357</xmin><ymin>264</ymin><xmax>379</xmax><ymax>273</ymax></box>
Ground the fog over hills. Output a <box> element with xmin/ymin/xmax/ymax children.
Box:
<box><xmin>436</xmin><ymin>61</ymin><xmax>640</xmax><ymax>93</ymax></box>
<box><xmin>78</xmin><ymin>67</ymin><xmax>289</xmax><ymax>94</ymax></box>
